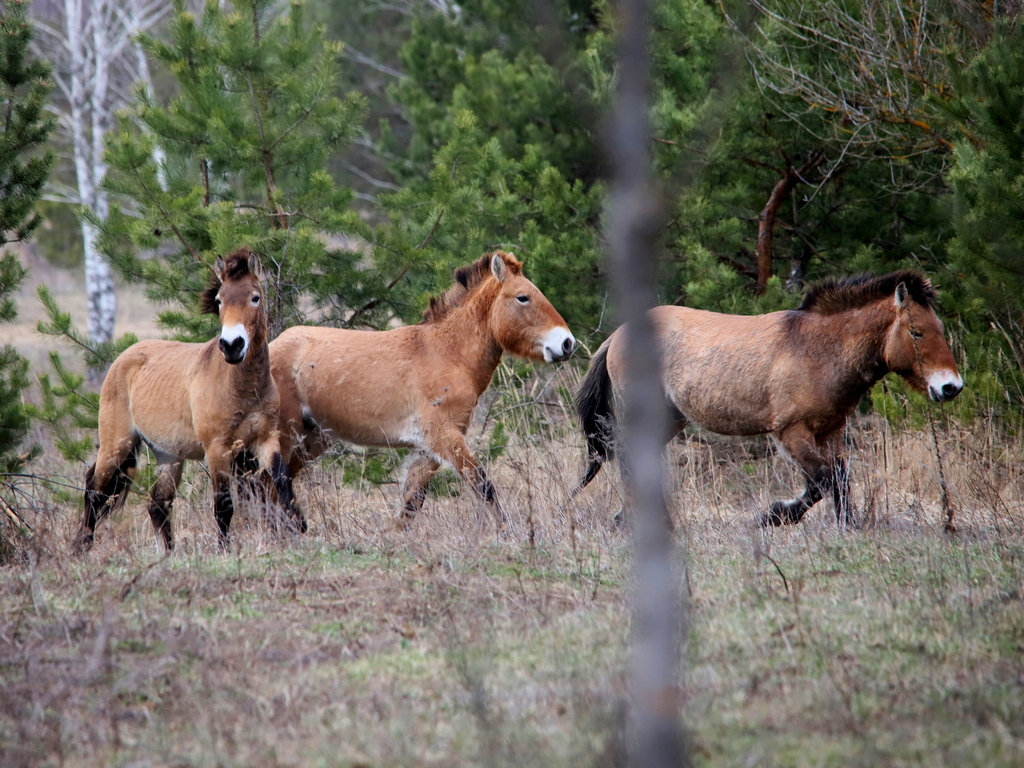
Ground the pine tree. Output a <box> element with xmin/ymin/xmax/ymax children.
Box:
<box><xmin>0</xmin><ymin>0</ymin><xmax>54</xmax><ymax>476</ymax></box>
<box><xmin>383</xmin><ymin>0</ymin><xmax>610</xmax><ymax>335</ymax></box>
<box><xmin>946</xmin><ymin>21</ymin><xmax>1024</xmax><ymax>326</ymax></box>
<box><xmin>92</xmin><ymin>0</ymin><xmax>370</xmax><ymax>341</ymax></box>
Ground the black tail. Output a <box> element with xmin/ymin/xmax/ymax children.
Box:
<box><xmin>571</xmin><ymin>343</ymin><xmax>615</xmax><ymax>497</ymax></box>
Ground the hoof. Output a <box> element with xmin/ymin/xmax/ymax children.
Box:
<box><xmin>393</xmin><ymin>514</ymin><xmax>415</xmax><ymax>532</ymax></box>
<box><xmin>71</xmin><ymin>533</ymin><xmax>94</xmax><ymax>556</ymax></box>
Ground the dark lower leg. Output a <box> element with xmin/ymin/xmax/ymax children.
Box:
<box><xmin>271</xmin><ymin>452</ymin><xmax>305</xmax><ymax>533</ymax></box>
<box><xmin>398</xmin><ymin>456</ymin><xmax>440</xmax><ymax>523</ymax></box>
<box><xmin>470</xmin><ymin>465</ymin><xmax>507</xmax><ymax>528</ymax></box>
<box><xmin>76</xmin><ymin>466</ymin><xmax>102</xmax><ymax>554</ymax></box>
<box><xmin>214</xmin><ymin>483</ymin><xmax>234</xmax><ymax>547</ymax></box>
<box><xmin>76</xmin><ymin>452</ymin><xmax>137</xmax><ymax>554</ymax></box>
<box><xmin>763</xmin><ymin>467</ymin><xmax>829</xmax><ymax>527</ymax></box>
<box><xmin>832</xmin><ymin>459</ymin><xmax>852</xmax><ymax>525</ymax></box>
<box><xmin>147</xmin><ymin>471</ymin><xmax>178</xmax><ymax>551</ymax></box>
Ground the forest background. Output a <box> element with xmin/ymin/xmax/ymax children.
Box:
<box><xmin>2</xmin><ymin>0</ymin><xmax>1024</xmax><ymax>478</ymax></box>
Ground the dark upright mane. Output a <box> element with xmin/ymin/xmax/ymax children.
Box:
<box><xmin>421</xmin><ymin>250</ymin><xmax>524</xmax><ymax>323</ymax></box>
<box><xmin>798</xmin><ymin>271</ymin><xmax>937</xmax><ymax>315</ymax></box>
<box><xmin>200</xmin><ymin>247</ymin><xmax>257</xmax><ymax>315</ymax></box>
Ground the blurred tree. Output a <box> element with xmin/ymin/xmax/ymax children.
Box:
<box><xmin>0</xmin><ymin>0</ymin><xmax>54</xmax><ymax>478</ymax></box>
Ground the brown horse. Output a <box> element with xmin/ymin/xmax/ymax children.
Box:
<box><xmin>270</xmin><ymin>250</ymin><xmax>575</xmax><ymax>526</ymax></box>
<box><xmin>75</xmin><ymin>248</ymin><xmax>304</xmax><ymax>553</ymax></box>
<box><xmin>572</xmin><ymin>271</ymin><xmax>963</xmax><ymax>526</ymax></box>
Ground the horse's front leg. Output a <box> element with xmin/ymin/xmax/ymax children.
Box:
<box><xmin>206</xmin><ymin>445</ymin><xmax>235</xmax><ymax>548</ymax></box>
<box><xmin>397</xmin><ymin>453</ymin><xmax>441</xmax><ymax>528</ymax></box>
<box><xmin>147</xmin><ymin>460</ymin><xmax>183</xmax><ymax>551</ymax></box>
<box><xmin>428</xmin><ymin>429</ymin><xmax>506</xmax><ymax>530</ymax></box>
<box><xmin>820</xmin><ymin>429</ymin><xmax>853</xmax><ymax>527</ymax></box>
<box><xmin>763</xmin><ymin>425</ymin><xmax>829</xmax><ymax>527</ymax></box>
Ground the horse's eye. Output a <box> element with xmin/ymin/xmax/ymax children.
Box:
<box><xmin>251</xmin><ymin>294</ymin><xmax>261</xmax><ymax>306</ymax></box>
<box><xmin>910</xmin><ymin>329</ymin><xmax>923</xmax><ymax>340</ymax></box>
<box><xmin>516</xmin><ymin>294</ymin><xmax>530</xmax><ymax>304</ymax></box>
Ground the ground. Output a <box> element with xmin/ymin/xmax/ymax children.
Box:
<box><xmin>2</xmin><ymin>258</ymin><xmax>1023</xmax><ymax>766</ymax></box>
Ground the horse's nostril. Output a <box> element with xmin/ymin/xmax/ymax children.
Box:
<box><xmin>219</xmin><ymin>336</ymin><xmax>245</xmax><ymax>360</ymax></box>
<box><xmin>562</xmin><ymin>337</ymin><xmax>575</xmax><ymax>355</ymax></box>
<box><xmin>942</xmin><ymin>382</ymin><xmax>961</xmax><ymax>398</ymax></box>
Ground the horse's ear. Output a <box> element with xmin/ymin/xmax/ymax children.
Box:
<box><xmin>247</xmin><ymin>251</ymin><xmax>264</xmax><ymax>280</ymax></box>
<box><xmin>490</xmin><ymin>252</ymin><xmax>508</xmax><ymax>282</ymax></box>
<box><xmin>894</xmin><ymin>281</ymin><xmax>908</xmax><ymax>309</ymax></box>
<box><xmin>214</xmin><ymin>257</ymin><xmax>226</xmax><ymax>283</ymax></box>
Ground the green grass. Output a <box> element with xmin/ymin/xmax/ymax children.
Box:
<box><xmin>1</xmin><ymin>416</ymin><xmax>1022</xmax><ymax>766</ymax></box>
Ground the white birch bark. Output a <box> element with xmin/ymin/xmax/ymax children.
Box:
<box><xmin>30</xmin><ymin>0</ymin><xmax>168</xmax><ymax>356</ymax></box>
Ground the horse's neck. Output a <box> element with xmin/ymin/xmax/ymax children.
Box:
<box><xmin>433</xmin><ymin>292</ymin><xmax>504</xmax><ymax>394</ymax></box>
<box><xmin>230</xmin><ymin>336</ymin><xmax>275</xmax><ymax>396</ymax></box>
<box><xmin>817</xmin><ymin>303</ymin><xmax>896</xmax><ymax>383</ymax></box>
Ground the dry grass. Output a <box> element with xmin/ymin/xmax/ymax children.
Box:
<box><xmin>2</xmin><ymin>365</ymin><xmax>1024</xmax><ymax>766</ymax></box>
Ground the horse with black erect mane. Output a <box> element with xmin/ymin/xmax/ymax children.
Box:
<box><xmin>270</xmin><ymin>250</ymin><xmax>576</xmax><ymax>530</ymax></box>
<box><xmin>571</xmin><ymin>271</ymin><xmax>963</xmax><ymax>528</ymax></box>
<box><xmin>75</xmin><ymin>247</ymin><xmax>305</xmax><ymax>554</ymax></box>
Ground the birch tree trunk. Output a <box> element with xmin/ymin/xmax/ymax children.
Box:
<box><xmin>31</xmin><ymin>0</ymin><xmax>167</xmax><ymax>376</ymax></box>
<box><xmin>605</xmin><ymin>0</ymin><xmax>689</xmax><ymax>764</ymax></box>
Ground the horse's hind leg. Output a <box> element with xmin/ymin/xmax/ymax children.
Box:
<box><xmin>76</xmin><ymin>437</ymin><xmax>139</xmax><ymax>554</ymax></box>
<box><xmin>252</xmin><ymin>441</ymin><xmax>306</xmax><ymax>535</ymax></box>
<box><xmin>147</xmin><ymin>460</ymin><xmax>183</xmax><ymax>551</ymax></box>
<box><xmin>397</xmin><ymin>453</ymin><xmax>441</xmax><ymax>528</ymax></box>
<box><xmin>831</xmin><ymin>458</ymin><xmax>852</xmax><ymax>526</ymax></box>
<box><xmin>609</xmin><ymin>410</ymin><xmax>686</xmax><ymax>530</ymax></box>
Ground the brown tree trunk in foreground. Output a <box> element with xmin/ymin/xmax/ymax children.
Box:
<box><xmin>606</xmin><ymin>0</ymin><xmax>688</xmax><ymax>765</ymax></box>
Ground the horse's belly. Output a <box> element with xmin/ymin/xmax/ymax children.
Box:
<box><xmin>673</xmin><ymin>386</ymin><xmax>775</xmax><ymax>437</ymax></box>
<box><xmin>128</xmin><ymin>370</ymin><xmax>204</xmax><ymax>461</ymax></box>
<box><xmin>683</xmin><ymin>406</ymin><xmax>772</xmax><ymax>437</ymax></box>
<box><xmin>135</xmin><ymin>423</ymin><xmax>205</xmax><ymax>462</ymax></box>
<box><xmin>318</xmin><ymin>413</ymin><xmax>422</xmax><ymax>451</ymax></box>
<box><xmin>295</xmin><ymin>365</ymin><xmax>423</xmax><ymax>450</ymax></box>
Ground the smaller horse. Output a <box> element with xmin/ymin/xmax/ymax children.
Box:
<box><xmin>271</xmin><ymin>250</ymin><xmax>575</xmax><ymax>527</ymax></box>
<box><xmin>572</xmin><ymin>271</ymin><xmax>963</xmax><ymax>526</ymax></box>
<box><xmin>75</xmin><ymin>248</ymin><xmax>305</xmax><ymax>553</ymax></box>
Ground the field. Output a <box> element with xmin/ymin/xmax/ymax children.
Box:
<box><xmin>3</xmin><ymin>258</ymin><xmax>1024</xmax><ymax>766</ymax></box>
<box><xmin>2</xmin><ymin>363</ymin><xmax>1024</xmax><ymax>767</ymax></box>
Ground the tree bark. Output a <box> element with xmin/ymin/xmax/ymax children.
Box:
<box><xmin>32</xmin><ymin>0</ymin><xmax>169</xmax><ymax>381</ymax></box>
<box><xmin>606</xmin><ymin>0</ymin><xmax>688</xmax><ymax>765</ymax></box>
<box><xmin>755</xmin><ymin>152</ymin><xmax>824</xmax><ymax>294</ymax></box>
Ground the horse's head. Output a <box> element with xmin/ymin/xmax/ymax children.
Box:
<box><xmin>885</xmin><ymin>278</ymin><xmax>963</xmax><ymax>402</ymax></box>
<box><xmin>483</xmin><ymin>251</ymin><xmax>575</xmax><ymax>362</ymax></box>
<box><xmin>201</xmin><ymin>248</ymin><xmax>266</xmax><ymax>365</ymax></box>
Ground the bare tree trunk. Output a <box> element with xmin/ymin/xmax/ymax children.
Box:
<box><xmin>755</xmin><ymin>152</ymin><xmax>824</xmax><ymax>294</ymax></box>
<box><xmin>31</xmin><ymin>0</ymin><xmax>168</xmax><ymax>381</ymax></box>
<box><xmin>606</xmin><ymin>0</ymin><xmax>688</xmax><ymax>765</ymax></box>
